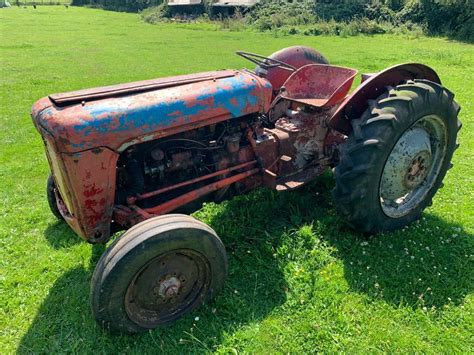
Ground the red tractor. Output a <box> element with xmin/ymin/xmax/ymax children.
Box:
<box><xmin>32</xmin><ymin>46</ymin><xmax>461</xmax><ymax>333</ymax></box>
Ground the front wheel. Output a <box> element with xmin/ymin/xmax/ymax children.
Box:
<box><xmin>91</xmin><ymin>214</ymin><xmax>227</xmax><ymax>333</ymax></box>
<box><xmin>47</xmin><ymin>175</ymin><xmax>63</xmax><ymax>220</ymax></box>
<box><xmin>333</xmin><ymin>79</ymin><xmax>461</xmax><ymax>233</ymax></box>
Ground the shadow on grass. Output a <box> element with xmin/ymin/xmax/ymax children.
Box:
<box><xmin>43</xmin><ymin>221</ymin><xmax>83</xmax><ymax>249</ymax></box>
<box><xmin>19</xmin><ymin>174</ymin><xmax>473</xmax><ymax>352</ymax></box>
<box><xmin>325</xmin><ymin>214</ymin><xmax>473</xmax><ymax>310</ymax></box>
<box><xmin>18</xmin><ymin>191</ymin><xmax>290</xmax><ymax>353</ymax></box>
<box><xmin>309</xmin><ymin>177</ymin><xmax>473</xmax><ymax>310</ymax></box>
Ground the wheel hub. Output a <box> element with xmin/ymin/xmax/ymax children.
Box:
<box><xmin>404</xmin><ymin>152</ymin><xmax>430</xmax><ymax>189</ymax></box>
<box><xmin>379</xmin><ymin>115</ymin><xmax>447</xmax><ymax>218</ymax></box>
<box><xmin>124</xmin><ymin>250</ymin><xmax>210</xmax><ymax>328</ymax></box>
<box><xmin>380</xmin><ymin>127</ymin><xmax>432</xmax><ymax>200</ymax></box>
<box><xmin>157</xmin><ymin>276</ymin><xmax>181</xmax><ymax>298</ymax></box>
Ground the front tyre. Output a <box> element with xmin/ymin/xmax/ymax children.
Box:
<box><xmin>47</xmin><ymin>175</ymin><xmax>63</xmax><ymax>220</ymax></box>
<box><xmin>333</xmin><ymin>79</ymin><xmax>461</xmax><ymax>233</ymax></box>
<box><xmin>91</xmin><ymin>214</ymin><xmax>227</xmax><ymax>333</ymax></box>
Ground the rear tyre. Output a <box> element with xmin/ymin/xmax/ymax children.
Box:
<box><xmin>91</xmin><ymin>214</ymin><xmax>227</xmax><ymax>333</ymax></box>
<box><xmin>333</xmin><ymin>80</ymin><xmax>461</xmax><ymax>233</ymax></box>
<box><xmin>47</xmin><ymin>175</ymin><xmax>63</xmax><ymax>220</ymax></box>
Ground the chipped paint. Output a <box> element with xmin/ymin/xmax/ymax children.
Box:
<box><xmin>32</xmin><ymin>70</ymin><xmax>272</xmax><ymax>153</ymax></box>
<box><xmin>32</xmin><ymin>49</ymin><xmax>426</xmax><ymax>244</ymax></box>
<box><xmin>329</xmin><ymin>63</ymin><xmax>441</xmax><ymax>134</ymax></box>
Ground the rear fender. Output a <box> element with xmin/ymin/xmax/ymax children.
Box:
<box><xmin>329</xmin><ymin>63</ymin><xmax>441</xmax><ymax>135</ymax></box>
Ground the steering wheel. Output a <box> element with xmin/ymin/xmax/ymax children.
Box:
<box><xmin>236</xmin><ymin>51</ymin><xmax>296</xmax><ymax>72</ymax></box>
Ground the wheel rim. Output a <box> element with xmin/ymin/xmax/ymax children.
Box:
<box><xmin>379</xmin><ymin>115</ymin><xmax>447</xmax><ymax>218</ymax></box>
<box><xmin>124</xmin><ymin>249</ymin><xmax>210</xmax><ymax>328</ymax></box>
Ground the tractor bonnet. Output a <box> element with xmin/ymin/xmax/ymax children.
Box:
<box><xmin>31</xmin><ymin>70</ymin><xmax>272</xmax><ymax>153</ymax></box>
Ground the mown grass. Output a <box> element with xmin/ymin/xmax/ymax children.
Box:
<box><xmin>5</xmin><ymin>0</ymin><xmax>70</xmax><ymax>5</ymax></box>
<box><xmin>0</xmin><ymin>6</ymin><xmax>473</xmax><ymax>353</ymax></box>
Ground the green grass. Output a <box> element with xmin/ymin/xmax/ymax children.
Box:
<box><xmin>1</xmin><ymin>6</ymin><xmax>473</xmax><ymax>353</ymax></box>
<box><xmin>6</xmin><ymin>0</ymin><xmax>70</xmax><ymax>6</ymax></box>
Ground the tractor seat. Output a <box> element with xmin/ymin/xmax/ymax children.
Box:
<box><xmin>280</xmin><ymin>64</ymin><xmax>358</xmax><ymax>108</ymax></box>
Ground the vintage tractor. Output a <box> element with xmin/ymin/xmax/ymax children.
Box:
<box><xmin>32</xmin><ymin>46</ymin><xmax>461</xmax><ymax>333</ymax></box>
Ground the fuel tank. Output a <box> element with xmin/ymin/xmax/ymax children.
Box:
<box><xmin>32</xmin><ymin>70</ymin><xmax>273</xmax><ymax>153</ymax></box>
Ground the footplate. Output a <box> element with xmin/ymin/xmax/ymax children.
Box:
<box><xmin>275</xmin><ymin>166</ymin><xmax>325</xmax><ymax>191</ymax></box>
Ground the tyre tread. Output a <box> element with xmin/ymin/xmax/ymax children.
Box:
<box><xmin>333</xmin><ymin>80</ymin><xmax>460</xmax><ymax>233</ymax></box>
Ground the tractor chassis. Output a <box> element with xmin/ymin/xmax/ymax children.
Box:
<box><xmin>111</xmin><ymin>109</ymin><xmax>341</xmax><ymax>230</ymax></box>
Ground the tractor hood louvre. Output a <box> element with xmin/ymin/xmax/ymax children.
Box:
<box><xmin>49</xmin><ymin>71</ymin><xmax>236</xmax><ymax>107</ymax></box>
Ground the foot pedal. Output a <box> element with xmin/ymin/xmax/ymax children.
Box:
<box><xmin>275</xmin><ymin>166</ymin><xmax>324</xmax><ymax>191</ymax></box>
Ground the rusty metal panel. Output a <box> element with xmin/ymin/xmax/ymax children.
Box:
<box><xmin>281</xmin><ymin>64</ymin><xmax>357</xmax><ymax>108</ymax></box>
<box><xmin>31</xmin><ymin>70</ymin><xmax>272</xmax><ymax>154</ymax></box>
<box><xmin>260</xmin><ymin>46</ymin><xmax>329</xmax><ymax>98</ymax></box>
<box><xmin>43</xmin><ymin>135</ymin><xmax>75</xmax><ymax>214</ymax></box>
<box><xmin>49</xmin><ymin>72</ymin><xmax>235</xmax><ymax>107</ymax></box>
<box><xmin>329</xmin><ymin>63</ymin><xmax>441</xmax><ymax>134</ymax></box>
<box><xmin>36</xmin><ymin>124</ymin><xmax>119</xmax><ymax>241</ymax></box>
<box><xmin>60</xmin><ymin>148</ymin><xmax>119</xmax><ymax>242</ymax></box>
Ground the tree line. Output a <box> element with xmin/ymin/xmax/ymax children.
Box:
<box><xmin>72</xmin><ymin>0</ymin><xmax>473</xmax><ymax>41</ymax></box>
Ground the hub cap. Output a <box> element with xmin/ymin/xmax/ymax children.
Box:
<box><xmin>380</xmin><ymin>115</ymin><xmax>447</xmax><ymax>218</ymax></box>
<box><xmin>124</xmin><ymin>249</ymin><xmax>210</xmax><ymax>328</ymax></box>
<box><xmin>158</xmin><ymin>276</ymin><xmax>181</xmax><ymax>298</ymax></box>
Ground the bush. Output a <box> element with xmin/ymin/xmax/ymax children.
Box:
<box><xmin>399</xmin><ymin>0</ymin><xmax>474</xmax><ymax>41</ymax></box>
<box><xmin>74</xmin><ymin>0</ymin><xmax>474</xmax><ymax>41</ymax></box>
<box><xmin>141</xmin><ymin>3</ymin><xmax>170</xmax><ymax>24</ymax></box>
<box><xmin>220</xmin><ymin>10</ymin><xmax>245</xmax><ymax>31</ymax></box>
<box><xmin>254</xmin><ymin>17</ymin><xmax>273</xmax><ymax>31</ymax></box>
<box><xmin>73</xmin><ymin>0</ymin><xmax>164</xmax><ymax>12</ymax></box>
<box><xmin>301</xmin><ymin>18</ymin><xmax>389</xmax><ymax>37</ymax></box>
<box><xmin>246</xmin><ymin>0</ymin><xmax>316</xmax><ymax>28</ymax></box>
<box><xmin>314</xmin><ymin>0</ymin><xmax>366</xmax><ymax>21</ymax></box>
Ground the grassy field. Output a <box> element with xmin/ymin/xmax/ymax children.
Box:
<box><xmin>4</xmin><ymin>0</ymin><xmax>70</xmax><ymax>6</ymax></box>
<box><xmin>1</xmin><ymin>6</ymin><xmax>473</xmax><ymax>353</ymax></box>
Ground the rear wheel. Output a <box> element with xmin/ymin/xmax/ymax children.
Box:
<box><xmin>333</xmin><ymin>79</ymin><xmax>461</xmax><ymax>233</ymax></box>
<box><xmin>47</xmin><ymin>175</ymin><xmax>63</xmax><ymax>220</ymax></box>
<box><xmin>91</xmin><ymin>214</ymin><xmax>227</xmax><ymax>333</ymax></box>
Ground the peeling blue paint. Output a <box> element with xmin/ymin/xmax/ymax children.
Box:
<box><xmin>71</xmin><ymin>74</ymin><xmax>260</xmax><ymax>137</ymax></box>
<box><xmin>196</xmin><ymin>76</ymin><xmax>258</xmax><ymax>118</ymax></box>
<box><xmin>34</xmin><ymin>71</ymin><xmax>271</xmax><ymax>152</ymax></box>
